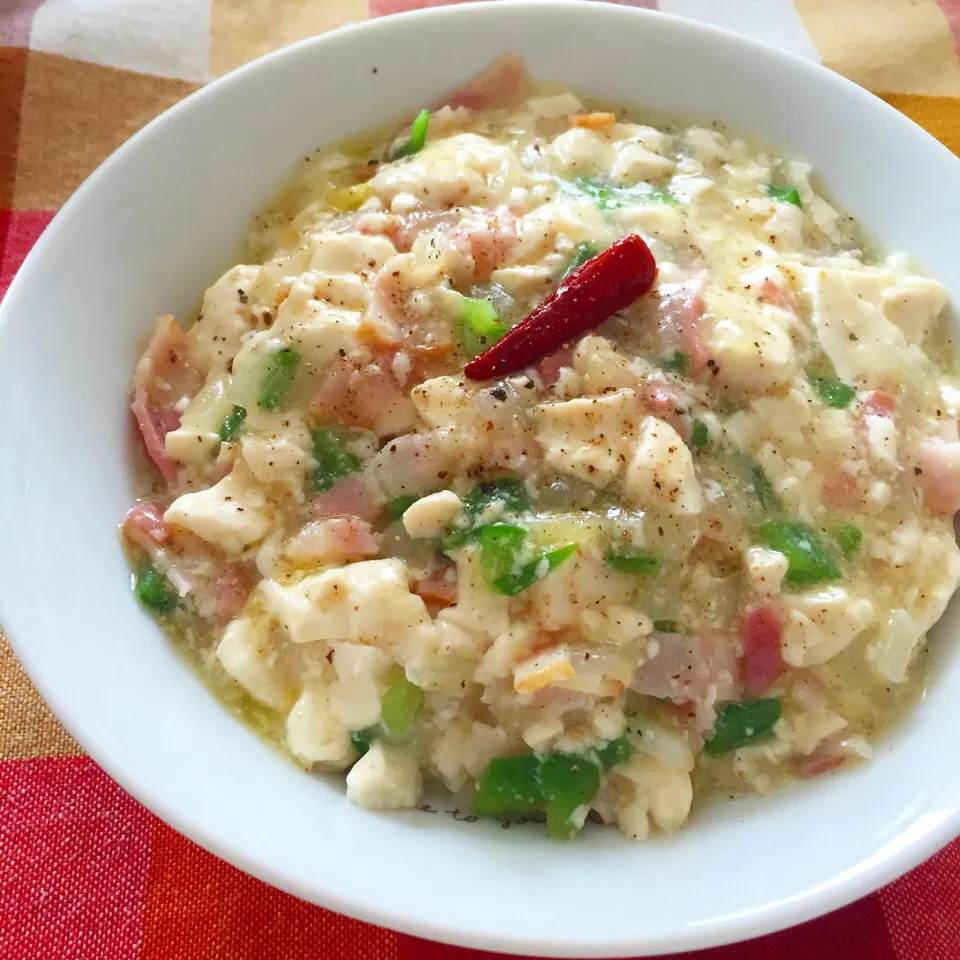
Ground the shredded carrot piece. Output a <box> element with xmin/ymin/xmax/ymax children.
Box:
<box><xmin>571</xmin><ymin>112</ymin><xmax>616</xmax><ymax>130</ymax></box>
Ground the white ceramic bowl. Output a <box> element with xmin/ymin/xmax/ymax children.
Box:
<box><xmin>3</xmin><ymin>4</ymin><xmax>960</xmax><ymax>955</ymax></box>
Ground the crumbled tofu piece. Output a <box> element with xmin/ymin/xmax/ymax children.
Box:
<box><xmin>531</xmin><ymin>389</ymin><xmax>640</xmax><ymax>486</ymax></box>
<box><xmin>705</xmin><ymin>290</ymin><xmax>796</xmax><ymax>393</ymax></box>
<box><xmin>329</xmin><ymin>642</ymin><xmax>392</xmax><ymax>729</ymax></box>
<box><xmin>346</xmin><ymin>742</ymin><xmax>422</xmax><ymax>809</ymax></box>
<box><xmin>867</xmin><ymin>608</ymin><xmax>925</xmax><ymax>683</ymax></box>
<box><xmin>402</xmin><ymin>491</ymin><xmax>464</xmax><ymax>539</ymax></box>
<box><xmin>864</xmin><ymin>414</ymin><xmax>898</xmax><ymax>469</ymax></box>
<box><xmin>616</xmin><ymin>755</ymin><xmax>693</xmax><ymax>840</ymax></box>
<box><xmin>164</xmin><ymin>464</ymin><xmax>272</xmax><ymax>554</ymax></box>
<box><xmin>216</xmin><ymin>616</ymin><xmax>297</xmax><ymax>711</ymax></box>
<box><xmin>286</xmin><ymin>679</ymin><xmax>355</xmax><ymax>770</ymax></box>
<box><xmin>527</xmin><ymin>92</ymin><xmax>584</xmax><ymax>118</ymax></box>
<box><xmin>513</xmin><ymin>646</ymin><xmax>576</xmax><ymax>694</ymax></box>
<box><xmin>782</xmin><ymin>587</ymin><xmax>876</xmax><ymax>667</ymax></box>
<box><xmin>187</xmin><ymin>264</ymin><xmax>260</xmax><ymax>376</ymax></box>
<box><xmin>308</xmin><ymin>232</ymin><xmax>396</xmax><ymax>274</ymax></box>
<box><xmin>165</xmin><ymin>427</ymin><xmax>220</xmax><ymax>464</ymax></box>
<box><xmin>548</xmin><ymin>127</ymin><xmax>611</xmax><ymax>178</ymax></box>
<box><xmin>257</xmin><ymin>558</ymin><xmax>435</xmax><ymax>661</ymax></box>
<box><xmin>241</xmin><ymin>429</ymin><xmax>311</xmax><ymax>498</ymax></box>
<box><xmin>684</xmin><ymin>127</ymin><xmax>730</xmax><ymax>163</ymax></box>
<box><xmin>807</xmin><ymin>267</ymin><xmax>929</xmax><ymax>385</ymax></box>
<box><xmin>610</xmin><ymin>141</ymin><xmax>674</xmax><ymax>183</ymax></box>
<box><xmin>881</xmin><ymin>274</ymin><xmax>948</xmax><ymax>342</ymax></box>
<box><xmin>371</xmin><ymin>133</ymin><xmax>522</xmax><ymax>210</ymax></box>
<box><xmin>621</xmin><ymin>416</ymin><xmax>703</xmax><ymax>516</ymax></box>
<box><xmin>743</xmin><ymin>547</ymin><xmax>789</xmax><ymax>595</ymax></box>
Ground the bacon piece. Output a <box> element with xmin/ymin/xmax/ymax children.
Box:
<box><xmin>918</xmin><ymin>439</ymin><xmax>960</xmax><ymax>515</ymax></box>
<box><xmin>821</xmin><ymin>468</ymin><xmax>861</xmax><ymax>508</ymax></box>
<box><xmin>132</xmin><ymin>313</ymin><xmax>201</xmax><ymax>406</ymax></box>
<box><xmin>287</xmin><ymin>517</ymin><xmax>382</xmax><ymax>564</ymax></box>
<box><xmin>122</xmin><ymin>500</ymin><xmax>170</xmax><ymax>553</ymax></box>
<box><xmin>864</xmin><ymin>390</ymin><xmax>897</xmax><ymax>417</ymax></box>
<box><xmin>631</xmin><ymin>632</ymin><xmax>739</xmax><ymax>731</ymax></box>
<box><xmin>214</xmin><ymin>564</ymin><xmax>257</xmax><ymax>622</ymax></box>
<box><xmin>535</xmin><ymin>344</ymin><xmax>575</xmax><ymax>388</ymax></box>
<box><xmin>311</xmin><ymin>473</ymin><xmax>384</xmax><ymax>523</ymax></box>
<box><xmin>657</xmin><ymin>272</ymin><xmax>709</xmax><ymax>375</ymax></box>
<box><xmin>439</xmin><ymin>54</ymin><xmax>531</xmax><ymax>112</ymax></box>
<box><xmin>740</xmin><ymin>603</ymin><xmax>784</xmax><ymax>696</ymax></box>
<box><xmin>131</xmin><ymin>392</ymin><xmax>180</xmax><ymax>485</ymax></box>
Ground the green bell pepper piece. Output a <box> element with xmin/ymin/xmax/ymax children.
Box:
<box><xmin>562</xmin><ymin>243</ymin><xmax>598</xmax><ymax>279</ymax></box>
<box><xmin>310</xmin><ymin>429</ymin><xmax>360</xmax><ymax>493</ymax></box>
<box><xmin>387</xmin><ymin>494</ymin><xmax>418</xmax><ymax>521</ymax></box>
<box><xmin>258</xmin><ymin>347</ymin><xmax>300</xmax><ymax>411</ymax></box>
<box><xmin>219</xmin><ymin>404</ymin><xmax>247</xmax><ymax>442</ymax></box>
<box><xmin>392</xmin><ymin>108</ymin><xmax>430</xmax><ymax>159</ymax></box>
<box><xmin>757</xmin><ymin>520</ymin><xmax>841</xmax><ymax>586</ymax></box>
<box><xmin>136</xmin><ymin>565</ymin><xmax>179</xmax><ymax>614</ymax></box>
<box><xmin>379</xmin><ymin>667</ymin><xmax>423</xmax><ymax>739</ymax></box>
<box><xmin>832</xmin><ymin>523</ymin><xmax>863</xmax><ymax>558</ymax></box>
<box><xmin>604</xmin><ymin>548</ymin><xmax>663</xmax><ymax>575</ymax></box>
<box><xmin>473</xmin><ymin>754</ymin><xmax>544</xmax><ymax>816</ymax></box>
<box><xmin>350</xmin><ymin>728</ymin><xmax>375</xmax><ymax>757</ymax></box>
<box><xmin>595</xmin><ymin>736</ymin><xmax>634</xmax><ymax>769</ymax></box>
<box><xmin>540</xmin><ymin>753</ymin><xmax>601</xmax><ymax>840</ymax></box>
<box><xmin>690</xmin><ymin>419</ymin><xmax>709</xmax><ymax>453</ymax></box>
<box><xmin>704</xmin><ymin>698</ymin><xmax>783</xmax><ymax>755</ymax></box>
<box><xmin>810</xmin><ymin>375</ymin><xmax>855</xmax><ymax>409</ymax></box>
<box><xmin>459</xmin><ymin>296</ymin><xmax>507</xmax><ymax>357</ymax></box>
<box><xmin>766</xmin><ymin>185</ymin><xmax>803</xmax><ymax>208</ymax></box>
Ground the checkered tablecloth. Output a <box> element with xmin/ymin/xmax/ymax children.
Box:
<box><xmin>4</xmin><ymin>1</ymin><xmax>960</xmax><ymax>957</ymax></box>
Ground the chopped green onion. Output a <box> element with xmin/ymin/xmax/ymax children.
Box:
<box><xmin>645</xmin><ymin>190</ymin><xmax>680</xmax><ymax>206</ymax></box>
<box><xmin>574</xmin><ymin>178</ymin><xmax>618</xmax><ymax>209</ymax></box>
<box><xmin>540</xmin><ymin>753</ymin><xmax>601</xmax><ymax>840</ymax></box>
<box><xmin>666</xmin><ymin>350</ymin><xmax>689</xmax><ymax>374</ymax></box>
<box><xmin>257</xmin><ymin>347</ymin><xmax>300</xmax><ymax>411</ymax></box>
<box><xmin>573</xmin><ymin>178</ymin><xmax>678</xmax><ymax>209</ymax></box>
<box><xmin>136</xmin><ymin>565</ymin><xmax>179</xmax><ymax>614</ymax></box>
<box><xmin>473</xmin><ymin>754</ymin><xmax>544</xmax><ymax>816</ymax></box>
<box><xmin>379</xmin><ymin>667</ymin><xmax>423</xmax><ymax>739</ymax></box>
<box><xmin>442</xmin><ymin>478</ymin><xmax>530</xmax><ymax>551</ymax></box>
<box><xmin>392</xmin><ymin>108</ymin><xmax>430</xmax><ymax>159</ymax></box>
<box><xmin>387</xmin><ymin>494</ymin><xmax>418</xmax><ymax>521</ymax></box>
<box><xmin>653</xmin><ymin>619</ymin><xmax>679</xmax><ymax>634</ymax></box>
<box><xmin>604</xmin><ymin>548</ymin><xmax>663</xmax><ymax>575</ymax></box>
<box><xmin>219</xmin><ymin>404</ymin><xmax>247</xmax><ymax>442</ymax></box>
<box><xmin>757</xmin><ymin>520</ymin><xmax>841</xmax><ymax>586</ymax></box>
<box><xmin>704</xmin><ymin>698</ymin><xmax>783</xmax><ymax>755</ymax></box>
<box><xmin>766</xmin><ymin>185</ymin><xmax>803</xmax><ymax>209</ymax></box>
<box><xmin>310</xmin><ymin>429</ymin><xmax>360</xmax><ymax>493</ymax></box>
<box><xmin>562</xmin><ymin>243</ymin><xmax>597</xmax><ymax>279</ymax></box>
<box><xmin>832</xmin><ymin>523</ymin><xmax>863</xmax><ymax>558</ymax></box>
<box><xmin>497</xmin><ymin>543</ymin><xmax>577</xmax><ymax>597</ymax></box>
<box><xmin>459</xmin><ymin>296</ymin><xmax>507</xmax><ymax>357</ymax></box>
<box><xmin>476</xmin><ymin>524</ymin><xmax>577</xmax><ymax>596</ymax></box>
<box><xmin>690</xmin><ymin>419</ymin><xmax>709</xmax><ymax>453</ymax></box>
<box><xmin>477</xmin><ymin>523</ymin><xmax>527</xmax><ymax>584</ymax></box>
<box><xmin>733</xmin><ymin>450</ymin><xmax>782</xmax><ymax>513</ymax></box>
<box><xmin>465</xmin><ymin>477</ymin><xmax>530</xmax><ymax>518</ymax></box>
<box><xmin>809</xmin><ymin>375</ymin><xmax>855</xmax><ymax>409</ymax></box>
<box><xmin>350</xmin><ymin>728</ymin><xmax>375</xmax><ymax>757</ymax></box>
<box><xmin>595</xmin><ymin>736</ymin><xmax>634</xmax><ymax>769</ymax></box>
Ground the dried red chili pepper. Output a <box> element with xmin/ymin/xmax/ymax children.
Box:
<box><xmin>463</xmin><ymin>233</ymin><xmax>656</xmax><ymax>381</ymax></box>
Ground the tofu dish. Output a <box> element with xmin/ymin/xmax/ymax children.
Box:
<box><xmin>122</xmin><ymin>55</ymin><xmax>960</xmax><ymax>841</ymax></box>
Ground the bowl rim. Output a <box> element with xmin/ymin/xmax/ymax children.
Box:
<box><xmin>3</xmin><ymin>3</ymin><xmax>960</xmax><ymax>955</ymax></box>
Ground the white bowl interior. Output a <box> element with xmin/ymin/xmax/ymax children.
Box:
<box><xmin>2</xmin><ymin>4</ymin><xmax>960</xmax><ymax>956</ymax></box>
